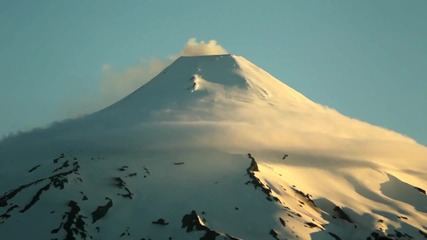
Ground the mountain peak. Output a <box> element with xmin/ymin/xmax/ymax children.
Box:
<box><xmin>178</xmin><ymin>53</ymin><xmax>233</xmax><ymax>58</ymax></box>
<box><xmin>1</xmin><ymin>53</ymin><xmax>426</xmax><ymax>240</ymax></box>
<box><xmin>79</xmin><ymin>53</ymin><xmax>416</xmax><ymax>148</ymax></box>
<box><xmin>81</xmin><ymin>53</ymin><xmax>324</xmax><ymax>135</ymax></box>
<box><xmin>99</xmin><ymin>53</ymin><xmax>315</xmax><ymax>116</ymax></box>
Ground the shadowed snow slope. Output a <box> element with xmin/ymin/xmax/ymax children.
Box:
<box><xmin>1</xmin><ymin>54</ymin><xmax>426</xmax><ymax>240</ymax></box>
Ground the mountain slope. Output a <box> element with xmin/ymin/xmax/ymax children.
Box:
<box><xmin>1</xmin><ymin>54</ymin><xmax>426</xmax><ymax>240</ymax></box>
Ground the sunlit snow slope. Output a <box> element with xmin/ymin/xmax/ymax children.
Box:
<box><xmin>1</xmin><ymin>54</ymin><xmax>426</xmax><ymax>240</ymax></box>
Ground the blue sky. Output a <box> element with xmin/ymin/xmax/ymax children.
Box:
<box><xmin>1</xmin><ymin>1</ymin><xmax>426</xmax><ymax>145</ymax></box>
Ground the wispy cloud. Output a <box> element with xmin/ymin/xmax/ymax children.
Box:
<box><xmin>99</xmin><ymin>57</ymin><xmax>173</xmax><ymax>108</ymax></box>
<box><xmin>63</xmin><ymin>38</ymin><xmax>228</xmax><ymax>117</ymax></box>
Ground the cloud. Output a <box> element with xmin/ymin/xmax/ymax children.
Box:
<box><xmin>61</xmin><ymin>57</ymin><xmax>173</xmax><ymax>118</ymax></box>
<box><xmin>62</xmin><ymin>38</ymin><xmax>228</xmax><ymax>117</ymax></box>
<box><xmin>180</xmin><ymin>38</ymin><xmax>228</xmax><ymax>56</ymax></box>
<box><xmin>102</xmin><ymin>64</ymin><xmax>111</xmax><ymax>71</ymax></box>
<box><xmin>99</xmin><ymin>57</ymin><xmax>174</xmax><ymax>107</ymax></box>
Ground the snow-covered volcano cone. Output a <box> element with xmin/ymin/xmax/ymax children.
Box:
<box><xmin>1</xmin><ymin>54</ymin><xmax>426</xmax><ymax>240</ymax></box>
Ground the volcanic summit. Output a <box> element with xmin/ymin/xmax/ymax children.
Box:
<box><xmin>1</xmin><ymin>54</ymin><xmax>426</xmax><ymax>240</ymax></box>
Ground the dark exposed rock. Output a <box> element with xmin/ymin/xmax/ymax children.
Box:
<box><xmin>0</xmin><ymin>158</ymin><xmax>80</xmax><ymax>222</ymax></box>
<box><xmin>304</xmin><ymin>222</ymin><xmax>323</xmax><ymax>230</ymax></box>
<box><xmin>80</xmin><ymin>191</ymin><xmax>88</xmax><ymax>201</ymax></box>
<box><xmin>419</xmin><ymin>230</ymin><xmax>427</xmax><ymax>238</ymax></box>
<box><xmin>404</xmin><ymin>233</ymin><xmax>413</xmax><ymax>239</ymax></box>
<box><xmin>269</xmin><ymin>229</ymin><xmax>279</xmax><ymax>240</ymax></box>
<box><xmin>182</xmin><ymin>210</ymin><xmax>205</xmax><ymax>232</ymax></box>
<box><xmin>245</xmin><ymin>154</ymin><xmax>281</xmax><ymax>203</ymax></box>
<box><xmin>367</xmin><ymin>231</ymin><xmax>396</xmax><ymax>240</ymax></box>
<box><xmin>91</xmin><ymin>198</ymin><xmax>113</xmax><ymax>223</ymax></box>
<box><xmin>279</xmin><ymin>217</ymin><xmax>286</xmax><ymax>227</ymax></box>
<box><xmin>394</xmin><ymin>230</ymin><xmax>403</xmax><ymax>238</ymax></box>
<box><xmin>0</xmin><ymin>178</ymin><xmax>45</xmax><ymax>207</ymax></box>
<box><xmin>53</xmin><ymin>153</ymin><xmax>65</xmax><ymax>164</ymax></box>
<box><xmin>292</xmin><ymin>188</ymin><xmax>317</xmax><ymax>207</ymax></box>
<box><xmin>53</xmin><ymin>160</ymin><xmax>70</xmax><ymax>172</ymax></box>
<box><xmin>50</xmin><ymin>222</ymin><xmax>63</xmax><ymax>234</ymax></box>
<box><xmin>50</xmin><ymin>161</ymin><xmax>80</xmax><ymax>189</ymax></box>
<box><xmin>51</xmin><ymin>200</ymin><xmax>89</xmax><ymax>240</ymax></box>
<box><xmin>328</xmin><ymin>232</ymin><xmax>342</xmax><ymax>240</ymax></box>
<box><xmin>120</xmin><ymin>227</ymin><xmax>130</xmax><ymax>237</ymax></box>
<box><xmin>113</xmin><ymin>177</ymin><xmax>133</xmax><ymax>199</ymax></box>
<box><xmin>20</xmin><ymin>182</ymin><xmax>51</xmax><ymax>213</ymax></box>
<box><xmin>174</xmin><ymin>162</ymin><xmax>185</xmax><ymax>165</ymax></box>
<box><xmin>113</xmin><ymin>177</ymin><xmax>125</xmax><ymax>188</ymax></box>
<box><xmin>152</xmin><ymin>218</ymin><xmax>169</xmax><ymax>225</ymax></box>
<box><xmin>72</xmin><ymin>161</ymin><xmax>80</xmax><ymax>171</ymax></box>
<box><xmin>181</xmin><ymin>210</ymin><xmax>240</xmax><ymax>240</ymax></box>
<box><xmin>200</xmin><ymin>230</ymin><xmax>219</xmax><ymax>240</ymax></box>
<box><xmin>119</xmin><ymin>166</ymin><xmax>129</xmax><ymax>171</ymax></box>
<box><xmin>143</xmin><ymin>166</ymin><xmax>150</xmax><ymax>175</ymax></box>
<box><xmin>333</xmin><ymin>206</ymin><xmax>353</xmax><ymax>223</ymax></box>
<box><xmin>28</xmin><ymin>164</ymin><xmax>41</xmax><ymax>173</ymax></box>
<box><xmin>247</xmin><ymin>153</ymin><xmax>259</xmax><ymax>172</ymax></box>
<box><xmin>127</xmin><ymin>173</ymin><xmax>137</xmax><ymax>177</ymax></box>
<box><xmin>282</xmin><ymin>154</ymin><xmax>288</xmax><ymax>160</ymax></box>
<box><xmin>0</xmin><ymin>204</ymin><xmax>18</xmax><ymax>220</ymax></box>
<box><xmin>377</xmin><ymin>237</ymin><xmax>393</xmax><ymax>240</ymax></box>
<box><xmin>414</xmin><ymin>186</ymin><xmax>426</xmax><ymax>195</ymax></box>
<box><xmin>50</xmin><ymin>170</ymin><xmax>72</xmax><ymax>189</ymax></box>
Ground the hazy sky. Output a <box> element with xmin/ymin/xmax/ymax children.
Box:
<box><xmin>1</xmin><ymin>1</ymin><xmax>426</xmax><ymax>145</ymax></box>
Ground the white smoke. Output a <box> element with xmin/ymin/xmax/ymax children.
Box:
<box><xmin>180</xmin><ymin>38</ymin><xmax>228</xmax><ymax>56</ymax></box>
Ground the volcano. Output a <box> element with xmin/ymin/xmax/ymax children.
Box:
<box><xmin>1</xmin><ymin>54</ymin><xmax>426</xmax><ymax>240</ymax></box>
